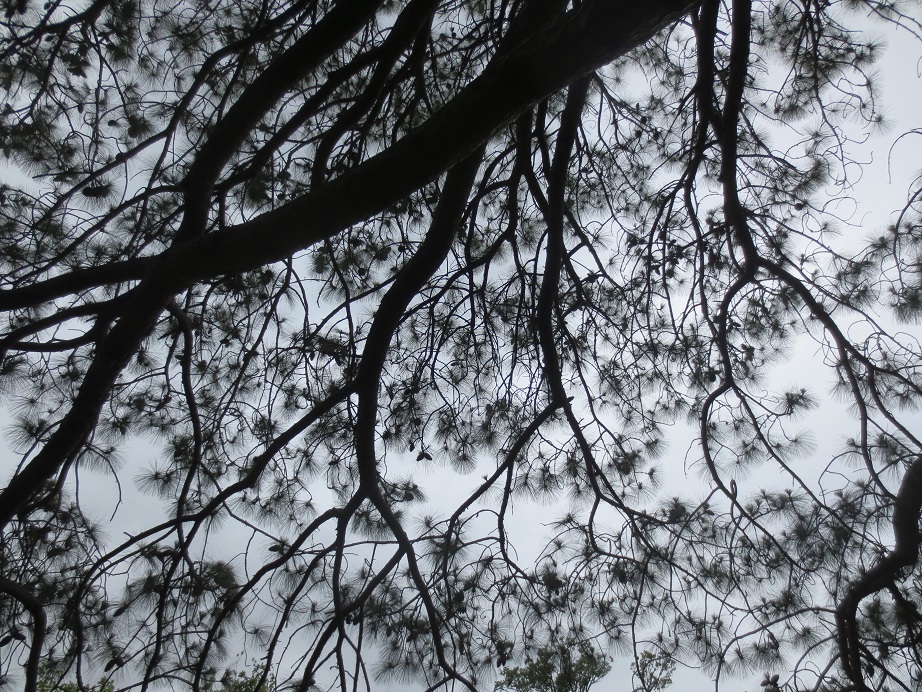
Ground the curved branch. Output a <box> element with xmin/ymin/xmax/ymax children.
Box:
<box><xmin>353</xmin><ymin>148</ymin><xmax>485</xmax><ymax>489</ymax></box>
<box><xmin>836</xmin><ymin>455</ymin><xmax>922</xmax><ymax>690</ymax></box>
<box><xmin>349</xmin><ymin>149</ymin><xmax>484</xmax><ymax>688</ymax></box>
<box><xmin>0</xmin><ymin>577</ymin><xmax>46</xmax><ymax>692</ymax></box>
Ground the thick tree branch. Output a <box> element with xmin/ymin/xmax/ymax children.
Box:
<box><xmin>0</xmin><ymin>0</ymin><xmax>699</xmax><ymax>313</ymax></box>
<box><xmin>0</xmin><ymin>281</ymin><xmax>173</xmax><ymax>530</ymax></box>
<box><xmin>175</xmin><ymin>0</ymin><xmax>697</xmax><ymax>282</ymax></box>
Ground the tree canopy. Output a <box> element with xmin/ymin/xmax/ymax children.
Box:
<box><xmin>494</xmin><ymin>639</ymin><xmax>610</xmax><ymax>692</ymax></box>
<box><xmin>2</xmin><ymin>0</ymin><xmax>922</xmax><ymax>691</ymax></box>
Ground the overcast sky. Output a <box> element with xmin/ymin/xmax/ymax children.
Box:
<box><xmin>3</xmin><ymin>8</ymin><xmax>922</xmax><ymax>692</ymax></box>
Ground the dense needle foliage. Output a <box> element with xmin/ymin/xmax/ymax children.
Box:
<box><xmin>2</xmin><ymin>0</ymin><xmax>922</xmax><ymax>690</ymax></box>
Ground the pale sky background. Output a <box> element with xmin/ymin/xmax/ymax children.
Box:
<box><xmin>3</xmin><ymin>8</ymin><xmax>922</xmax><ymax>692</ymax></box>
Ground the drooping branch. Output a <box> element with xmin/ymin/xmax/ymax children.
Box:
<box><xmin>352</xmin><ymin>148</ymin><xmax>485</xmax><ymax>690</ymax></box>
<box><xmin>535</xmin><ymin>79</ymin><xmax>589</xmax><ymax>401</ymax></box>
<box><xmin>0</xmin><ymin>281</ymin><xmax>171</xmax><ymax>530</ymax></box>
<box><xmin>353</xmin><ymin>148</ymin><xmax>485</xmax><ymax>489</ymax></box>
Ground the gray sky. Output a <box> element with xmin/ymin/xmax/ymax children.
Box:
<box><xmin>3</xmin><ymin>7</ymin><xmax>922</xmax><ymax>692</ymax></box>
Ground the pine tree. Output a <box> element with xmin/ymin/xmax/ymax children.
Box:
<box><xmin>2</xmin><ymin>1</ymin><xmax>922</xmax><ymax>691</ymax></box>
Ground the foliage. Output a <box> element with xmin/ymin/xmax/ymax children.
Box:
<box><xmin>1</xmin><ymin>0</ymin><xmax>922</xmax><ymax>691</ymax></box>
<box><xmin>36</xmin><ymin>664</ymin><xmax>114</xmax><ymax>692</ymax></box>
<box><xmin>203</xmin><ymin>663</ymin><xmax>275</xmax><ymax>692</ymax></box>
<box><xmin>631</xmin><ymin>650</ymin><xmax>675</xmax><ymax>692</ymax></box>
<box><xmin>32</xmin><ymin>661</ymin><xmax>271</xmax><ymax>692</ymax></box>
<box><xmin>756</xmin><ymin>672</ymin><xmax>781</xmax><ymax>692</ymax></box>
<box><xmin>494</xmin><ymin>639</ymin><xmax>610</xmax><ymax>692</ymax></box>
